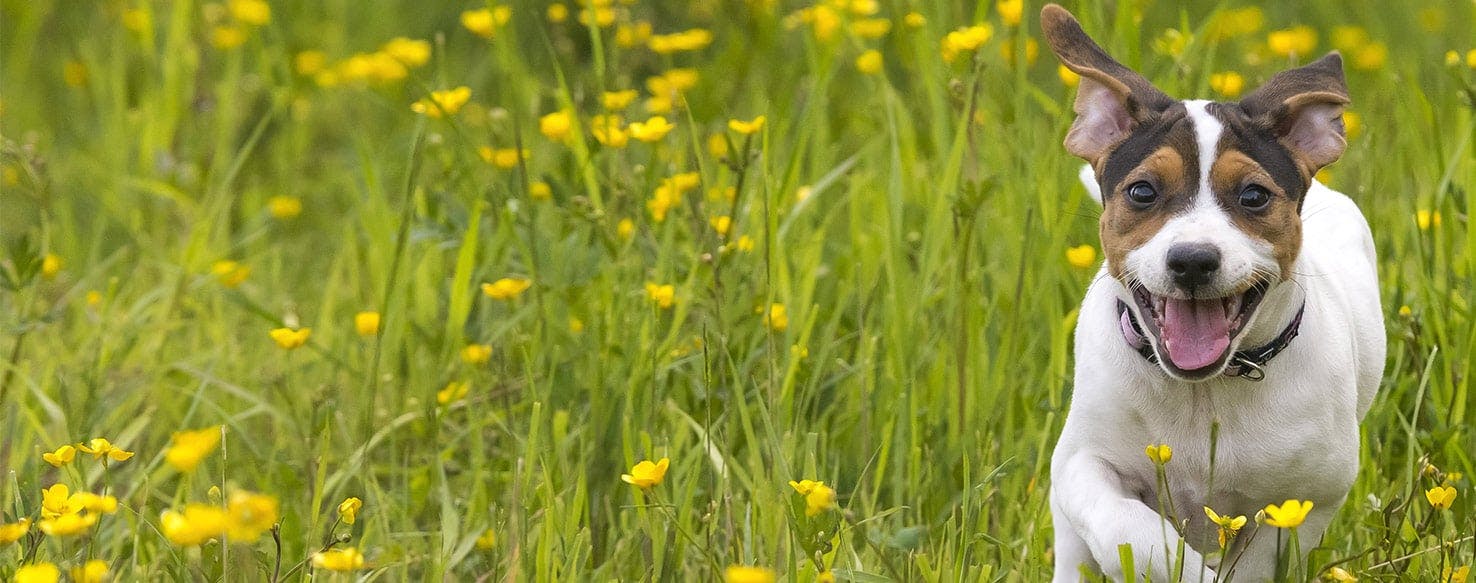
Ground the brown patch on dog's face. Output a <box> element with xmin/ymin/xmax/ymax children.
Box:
<box><xmin>1096</xmin><ymin>107</ymin><xmax>1199</xmax><ymax>279</ymax></box>
<box><xmin>1209</xmin><ymin>150</ymin><xmax>1303</xmax><ymax>277</ymax></box>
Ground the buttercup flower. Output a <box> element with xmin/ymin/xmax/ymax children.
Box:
<box><xmin>1323</xmin><ymin>566</ymin><xmax>1357</xmax><ymax>582</ymax></box>
<box><xmin>941</xmin><ymin>25</ymin><xmax>993</xmax><ymax>63</ymax></box>
<box><xmin>42</xmin><ymin>254</ymin><xmax>62</xmax><ymax>278</ymax></box>
<box><xmin>644</xmin><ymin>283</ymin><xmax>676</xmax><ymax>309</ymax></box>
<box><xmin>1058</xmin><ymin>64</ymin><xmax>1080</xmax><ymax>87</ymax></box>
<box><xmin>996</xmin><ymin>0</ymin><xmax>1023</xmax><ymax>26</ymax></box>
<box><xmin>728</xmin><ymin>116</ymin><xmax>766</xmax><ymax>135</ymax></box>
<box><xmin>227</xmin><ymin>0</ymin><xmax>271</xmax><ymax>26</ymax></box>
<box><xmin>621</xmin><ymin>457</ymin><xmax>670</xmax><ymax>489</ymax></box>
<box><xmin>1425</xmin><ymin>485</ymin><xmax>1457</xmax><ymax>510</ymax></box>
<box><xmin>411</xmin><ymin>87</ymin><xmax>471</xmax><ymax>118</ymax></box>
<box><xmin>855</xmin><ymin>49</ymin><xmax>884</xmax><ymax>74</ymax></box>
<box><xmin>724</xmin><ymin>566</ymin><xmax>776</xmax><ymax>583</ymax></box>
<box><xmin>269</xmin><ymin>327</ymin><xmax>312</xmax><ymax>350</ymax></box>
<box><xmin>462</xmin><ymin>344</ymin><xmax>493</xmax><ymax>365</ymax></box>
<box><xmin>313</xmin><ymin>547</ymin><xmax>367</xmax><ymax>571</ymax></box>
<box><xmin>1444</xmin><ymin>565</ymin><xmax>1469</xmax><ymax>583</ymax></box>
<box><xmin>70</xmin><ymin>492</ymin><xmax>118</xmax><ymax>514</ymax></box>
<box><xmin>212</xmin><ymin>260</ymin><xmax>251</xmax><ymax>287</ymax></box>
<box><xmin>227</xmin><ymin>491</ymin><xmax>279</xmax><ymax>542</ymax></box>
<box><xmin>338</xmin><ymin>497</ymin><xmax>363</xmax><ymax>525</ymax></box>
<box><xmin>617</xmin><ymin>219</ymin><xmax>636</xmax><ymax>239</ymax></box>
<box><xmin>540</xmin><ymin>110</ymin><xmax>573</xmax><ymax>141</ymax></box>
<box><xmin>482</xmin><ymin>277</ymin><xmax>532</xmax><ymax>300</ymax></box>
<box><xmin>437</xmin><ymin>381</ymin><xmax>471</xmax><ymax>405</ymax></box>
<box><xmin>380</xmin><ymin>37</ymin><xmax>431</xmax><ymax>67</ymax></box>
<box><xmin>648</xmin><ymin>29</ymin><xmax>714</xmax><ymax>54</ymax></box>
<box><xmin>355</xmin><ymin>311</ymin><xmax>381</xmax><ymax>336</ymax></box>
<box><xmin>476</xmin><ymin>528</ymin><xmax>497</xmax><ymax>549</ymax></box>
<box><xmin>462</xmin><ymin>7</ymin><xmax>512</xmax><ymax>39</ymax></box>
<box><xmin>0</xmin><ymin>518</ymin><xmax>32</xmax><ymax>544</ymax></box>
<box><xmin>1267</xmin><ymin>26</ymin><xmax>1317</xmax><ymax>58</ymax></box>
<box><xmin>602</xmin><ymin>90</ymin><xmax>639</xmax><ymax>110</ymax></box>
<box><xmin>37</xmin><ymin>511</ymin><xmax>98</xmax><ymax>537</ymax></box>
<box><xmin>69</xmin><ymin>560</ymin><xmax>109</xmax><ymax>583</ymax></box>
<box><xmin>13</xmin><ymin>563</ymin><xmax>60</xmax><ymax>583</ymax></box>
<box><xmin>764</xmin><ymin>303</ymin><xmax>788</xmax><ymax>332</ymax></box>
<box><xmin>161</xmin><ymin>504</ymin><xmax>230</xmax><ymax>546</ymax></box>
<box><xmin>789</xmin><ymin>479</ymin><xmax>837</xmax><ymax>516</ymax></box>
<box><xmin>1203</xmin><ymin>506</ymin><xmax>1246</xmax><ymax>548</ymax></box>
<box><xmin>1065</xmin><ymin>245</ymin><xmax>1097</xmax><ymax>268</ymax></box>
<box><xmin>1210</xmin><ymin>72</ymin><xmax>1245</xmax><ymax>98</ymax></box>
<box><xmin>78</xmin><ymin>438</ymin><xmax>134</xmax><ymax>463</ymax></box>
<box><xmin>42</xmin><ymin>484</ymin><xmax>74</xmax><ymax>518</ymax></box>
<box><xmin>267</xmin><ymin>196</ymin><xmax>302</xmax><ymax>219</ymax></box>
<box><xmin>1144</xmin><ymin>444</ymin><xmax>1172</xmax><ymax>465</ymax></box>
<box><xmin>166</xmin><ymin>426</ymin><xmax>222</xmax><ymax>472</ymax></box>
<box><xmin>42</xmin><ymin>444</ymin><xmax>76</xmax><ymax>467</ymax></box>
<box><xmin>1263</xmin><ymin>499</ymin><xmax>1314</xmax><ymax>528</ymax></box>
<box><xmin>629</xmin><ymin>117</ymin><xmax>675</xmax><ymax>142</ymax></box>
<box><xmin>1416</xmin><ymin>210</ymin><xmax>1442</xmax><ymax>230</ymax></box>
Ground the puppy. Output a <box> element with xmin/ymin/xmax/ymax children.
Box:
<box><xmin>1041</xmin><ymin>5</ymin><xmax>1386</xmax><ymax>581</ymax></box>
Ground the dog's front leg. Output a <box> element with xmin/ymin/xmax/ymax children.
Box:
<box><xmin>1053</xmin><ymin>451</ymin><xmax>1215</xmax><ymax>582</ymax></box>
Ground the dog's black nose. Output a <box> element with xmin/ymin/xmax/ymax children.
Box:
<box><xmin>1166</xmin><ymin>243</ymin><xmax>1221</xmax><ymax>289</ymax></box>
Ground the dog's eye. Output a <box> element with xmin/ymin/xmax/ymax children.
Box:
<box><xmin>1126</xmin><ymin>182</ymin><xmax>1158</xmax><ymax>206</ymax></box>
<box><xmin>1239</xmin><ymin>185</ymin><xmax>1271</xmax><ymax>211</ymax></box>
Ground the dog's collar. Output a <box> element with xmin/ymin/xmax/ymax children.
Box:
<box><xmin>1115</xmin><ymin>300</ymin><xmax>1305</xmax><ymax>382</ymax></box>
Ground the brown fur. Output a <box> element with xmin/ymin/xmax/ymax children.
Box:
<box><xmin>1101</xmin><ymin>146</ymin><xmax>1191</xmax><ymax>278</ymax></box>
<box><xmin>1211</xmin><ymin>151</ymin><xmax>1303</xmax><ymax>277</ymax></box>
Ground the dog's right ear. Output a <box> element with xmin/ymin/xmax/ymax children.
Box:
<box><xmin>1041</xmin><ymin>4</ymin><xmax>1173</xmax><ymax>164</ymax></box>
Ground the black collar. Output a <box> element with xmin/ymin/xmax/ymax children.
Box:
<box><xmin>1115</xmin><ymin>300</ymin><xmax>1305</xmax><ymax>382</ymax></box>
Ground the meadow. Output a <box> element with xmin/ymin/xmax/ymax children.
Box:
<box><xmin>0</xmin><ymin>0</ymin><xmax>1473</xmax><ymax>580</ymax></box>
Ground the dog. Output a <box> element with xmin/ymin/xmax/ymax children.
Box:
<box><xmin>1041</xmin><ymin>4</ymin><xmax>1386</xmax><ymax>581</ymax></box>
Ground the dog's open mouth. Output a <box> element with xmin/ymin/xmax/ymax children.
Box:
<box><xmin>1129</xmin><ymin>280</ymin><xmax>1270</xmax><ymax>376</ymax></box>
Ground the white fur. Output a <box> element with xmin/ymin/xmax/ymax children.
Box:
<box><xmin>1053</xmin><ymin>165</ymin><xmax>1385</xmax><ymax>579</ymax></box>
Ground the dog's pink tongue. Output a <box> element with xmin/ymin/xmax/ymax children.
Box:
<box><xmin>1160</xmin><ymin>298</ymin><xmax>1232</xmax><ymax>371</ymax></box>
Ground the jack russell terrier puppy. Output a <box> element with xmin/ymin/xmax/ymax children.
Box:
<box><xmin>1041</xmin><ymin>4</ymin><xmax>1385</xmax><ymax>581</ymax></box>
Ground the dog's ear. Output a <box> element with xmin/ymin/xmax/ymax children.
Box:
<box><xmin>1240</xmin><ymin>52</ymin><xmax>1350</xmax><ymax>175</ymax></box>
<box><xmin>1041</xmin><ymin>4</ymin><xmax>1173</xmax><ymax>164</ymax></box>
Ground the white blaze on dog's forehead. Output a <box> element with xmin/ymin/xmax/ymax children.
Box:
<box><xmin>1183</xmin><ymin>100</ymin><xmax>1223</xmax><ymax>207</ymax></box>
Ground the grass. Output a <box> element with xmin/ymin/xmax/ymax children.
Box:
<box><xmin>0</xmin><ymin>0</ymin><xmax>1472</xmax><ymax>580</ymax></box>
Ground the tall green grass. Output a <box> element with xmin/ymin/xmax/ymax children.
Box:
<box><xmin>1</xmin><ymin>0</ymin><xmax>1472</xmax><ymax>580</ymax></box>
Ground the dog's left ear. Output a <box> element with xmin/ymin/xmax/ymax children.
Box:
<box><xmin>1240</xmin><ymin>52</ymin><xmax>1350</xmax><ymax>175</ymax></box>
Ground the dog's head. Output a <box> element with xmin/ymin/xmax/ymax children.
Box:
<box><xmin>1042</xmin><ymin>4</ymin><xmax>1349</xmax><ymax>380</ymax></box>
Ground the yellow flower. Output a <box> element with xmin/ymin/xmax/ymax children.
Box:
<box><xmin>226</xmin><ymin>491</ymin><xmax>278</xmax><ymax>542</ymax></box>
<box><xmin>476</xmin><ymin>528</ymin><xmax>497</xmax><ymax>549</ymax></box>
<box><xmin>0</xmin><ymin>518</ymin><xmax>32</xmax><ymax>544</ymax></box>
<box><xmin>941</xmin><ymin>24</ymin><xmax>993</xmax><ymax>63</ymax></box>
<box><xmin>528</xmin><ymin>181</ymin><xmax>553</xmax><ymax>201</ymax></box>
<box><xmin>70</xmin><ymin>492</ymin><xmax>118</xmax><ymax>514</ymax></box>
<box><xmin>37</xmin><ymin>512</ymin><xmax>98</xmax><ymax>537</ymax></box>
<box><xmin>1144</xmin><ymin>443</ymin><xmax>1172</xmax><ymax>465</ymax></box>
<box><xmin>355</xmin><ymin>311</ymin><xmax>381</xmax><ymax>337</ymax></box>
<box><xmin>482</xmin><ymin>277</ymin><xmax>532</xmax><ymax>300</ymax></box>
<box><xmin>165</xmin><ymin>426</ymin><xmax>222</xmax><ymax>472</ymax></box>
<box><xmin>540</xmin><ymin>110</ymin><xmax>574</xmax><ymax>141</ymax></box>
<box><xmin>855</xmin><ymin>49</ymin><xmax>884</xmax><ymax>75</ymax></box>
<box><xmin>644</xmin><ymin>283</ymin><xmax>676</xmax><ymax>309</ymax></box>
<box><xmin>294</xmin><ymin>50</ymin><xmax>327</xmax><ymax>76</ymax></box>
<box><xmin>1203</xmin><ymin>506</ymin><xmax>1246</xmax><ymax>549</ymax></box>
<box><xmin>617</xmin><ymin>219</ymin><xmax>636</xmax><ymax>239</ymax></box>
<box><xmin>790</xmin><ymin>479</ymin><xmax>837</xmax><ymax>516</ymax></box>
<box><xmin>904</xmin><ymin>12</ymin><xmax>926</xmax><ymax>28</ymax></box>
<box><xmin>615</xmin><ymin>21</ymin><xmax>653</xmax><ymax>48</ymax></box>
<box><xmin>710</xmin><ymin>216</ymin><xmax>732</xmax><ymax>236</ymax></box>
<box><xmin>227</xmin><ymin>0</ymin><xmax>271</xmax><ymax>26</ymax></box>
<box><xmin>85</xmin><ymin>290</ymin><xmax>103</xmax><ymax>308</ymax></box>
<box><xmin>579</xmin><ymin>6</ymin><xmax>616</xmax><ymax>28</ymax></box>
<box><xmin>818</xmin><ymin>572</ymin><xmax>836</xmax><ymax>583</ymax></box>
<box><xmin>411</xmin><ymin>87</ymin><xmax>472</xmax><ymax>118</ymax></box>
<box><xmin>629</xmin><ymin>117</ymin><xmax>675</xmax><ymax>142</ymax></box>
<box><xmin>13</xmin><ymin>563</ymin><xmax>60</xmax><ymax>583</ymax></box>
<box><xmin>546</xmin><ymin>3</ymin><xmax>568</xmax><ymax>23</ymax></box>
<box><xmin>161</xmin><ymin>504</ymin><xmax>230</xmax><ymax>546</ymax></box>
<box><xmin>648</xmin><ymin>29</ymin><xmax>714</xmax><ymax>54</ymax></box>
<box><xmin>1343</xmin><ymin>111</ymin><xmax>1362</xmax><ymax>140</ymax></box>
<box><xmin>42</xmin><ymin>484</ymin><xmax>74</xmax><ymax>519</ymax></box>
<box><xmin>764</xmin><ymin>303</ymin><xmax>788</xmax><ymax>332</ymax></box>
<box><xmin>996</xmin><ymin>0</ymin><xmax>1023</xmax><ymax>26</ymax></box>
<box><xmin>312</xmin><ymin>547</ymin><xmax>366</xmax><ymax>571</ymax></box>
<box><xmin>77</xmin><ymin>438</ymin><xmax>134</xmax><ymax>463</ymax></box>
<box><xmin>338</xmin><ymin>497</ymin><xmax>363</xmax><ymax>525</ymax></box>
<box><xmin>212</xmin><ymin>260</ymin><xmax>251</xmax><ymax>287</ymax></box>
<box><xmin>1426</xmin><ymin>485</ymin><xmax>1457</xmax><ymax>510</ymax></box>
<box><xmin>62</xmin><ymin>60</ymin><xmax>88</xmax><ymax>88</ymax></box>
<box><xmin>728</xmin><ymin>115</ymin><xmax>766</xmax><ymax>135</ymax></box>
<box><xmin>462</xmin><ymin>344</ymin><xmax>493</xmax><ymax>365</ymax></box>
<box><xmin>1323</xmin><ymin>566</ymin><xmax>1357</xmax><ymax>582</ymax></box>
<box><xmin>847</xmin><ymin>19</ymin><xmax>888</xmax><ymax>40</ymax></box>
<box><xmin>121</xmin><ymin>8</ymin><xmax>150</xmax><ymax>33</ymax></box>
<box><xmin>69</xmin><ymin>560</ymin><xmax>109</xmax><ymax>583</ymax></box>
<box><xmin>211</xmin><ymin>25</ymin><xmax>248</xmax><ymax>50</ymax></box>
<box><xmin>41</xmin><ymin>254</ymin><xmax>62</xmax><ymax>279</ymax></box>
<box><xmin>437</xmin><ymin>381</ymin><xmax>470</xmax><ymax>405</ymax></box>
<box><xmin>1058</xmin><ymin>64</ymin><xmax>1080</xmax><ymax>87</ymax></box>
<box><xmin>461</xmin><ymin>7</ymin><xmax>512</xmax><ymax>39</ymax></box>
<box><xmin>568</xmin><ymin>317</ymin><xmax>584</xmax><ymax>333</ymax></box>
<box><xmin>381</xmin><ymin>37</ymin><xmax>431</xmax><ymax>67</ymax></box>
<box><xmin>590</xmin><ymin>114</ymin><xmax>629</xmax><ymax>148</ymax></box>
<box><xmin>1065</xmin><ymin>244</ymin><xmax>1097</xmax><ymax>268</ymax></box>
<box><xmin>1445</xmin><ymin>565</ymin><xmax>1470</xmax><ymax>583</ymax></box>
<box><xmin>1416</xmin><ymin>210</ymin><xmax>1442</xmax><ymax>231</ymax></box>
<box><xmin>1263</xmin><ymin>499</ymin><xmax>1314</xmax><ymax>528</ymax></box>
<box><xmin>621</xmin><ymin>457</ymin><xmax>670</xmax><ymax>489</ymax></box>
<box><xmin>1267</xmin><ymin>26</ymin><xmax>1318</xmax><ymax>58</ymax></box>
<box><xmin>481</xmin><ymin>147</ymin><xmax>528</xmax><ymax>169</ymax></box>
<box><xmin>1206</xmin><ymin>7</ymin><xmax>1263</xmax><ymax>41</ymax></box>
<box><xmin>602</xmin><ymin>90</ymin><xmax>639</xmax><ymax>111</ymax></box>
<box><xmin>724</xmin><ymin>566</ymin><xmax>777</xmax><ymax>583</ymax></box>
<box><xmin>1351</xmin><ymin>42</ymin><xmax>1387</xmax><ymax>71</ymax></box>
<box><xmin>267</xmin><ymin>195</ymin><xmax>302</xmax><ymax>219</ymax></box>
<box><xmin>42</xmin><ymin>445</ymin><xmax>76</xmax><ymax>467</ymax></box>
<box><xmin>269</xmin><ymin>327</ymin><xmax>312</xmax><ymax>350</ymax></box>
<box><xmin>1210</xmin><ymin>72</ymin><xmax>1245</xmax><ymax>98</ymax></box>
<box><xmin>1468</xmin><ymin>49</ymin><xmax>1476</xmax><ymax>70</ymax></box>
<box><xmin>736</xmin><ymin>235</ymin><xmax>755</xmax><ymax>252</ymax></box>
